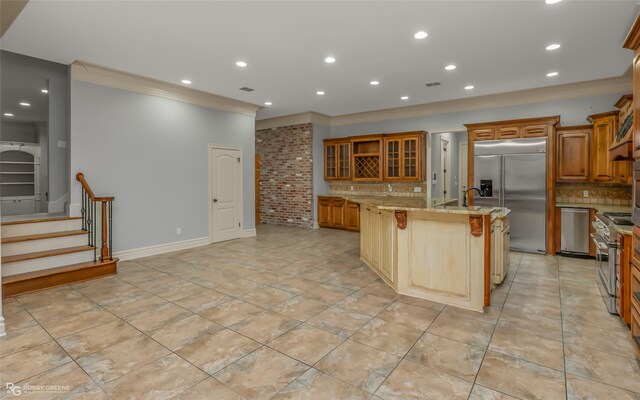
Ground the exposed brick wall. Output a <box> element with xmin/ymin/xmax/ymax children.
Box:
<box><xmin>256</xmin><ymin>123</ymin><xmax>314</xmax><ymax>228</ymax></box>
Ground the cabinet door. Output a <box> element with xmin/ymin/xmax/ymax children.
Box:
<box><xmin>634</xmin><ymin>56</ymin><xmax>640</xmax><ymax>160</ymax></box>
<box><xmin>379</xmin><ymin>210</ymin><xmax>394</xmax><ymax>282</ymax></box>
<box><xmin>330</xmin><ymin>198</ymin><xmax>346</xmax><ymax>228</ymax></box>
<box><xmin>614</xmin><ymin>160</ymin><xmax>633</xmax><ymax>185</ymax></box>
<box><xmin>402</xmin><ymin>137</ymin><xmax>420</xmax><ymax>180</ymax></box>
<box><xmin>557</xmin><ymin>130</ymin><xmax>590</xmax><ymax>182</ymax></box>
<box><xmin>496</xmin><ymin>127</ymin><xmax>520</xmax><ymax>139</ymax></box>
<box><xmin>470</xmin><ymin>128</ymin><xmax>495</xmax><ymax>141</ymax></box>
<box><xmin>370</xmin><ymin>210</ymin><xmax>382</xmax><ymax>269</ymax></box>
<box><xmin>591</xmin><ymin>118</ymin><xmax>616</xmax><ymax>182</ymax></box>
<box><xmin>521</xmin><ymin>125</ymin><xmax>548</xmax><ymax>138</ymax></box>
<box><xmin>502</xmin><ymin>224</ymin><xmax>511</xmax><ymax>279</ymax></box>
<box><xmin>490</xmin><ymin>223</ymin><xmax>497</xmax><ymax>284</ymax></box>
<box><xmin>318</xmin><ymin>197</ymin><xmax>332</xmax><ymax>227</ymax></box>
<box><xmin>346</xmin><ymin>201</ymin><xmax>360</xmax><ymax>231</ymax></box>
<box><xmin>324</xmin><ymin>143</ymin><xmax>338</xmax><ymax>180</ymax></box>
<box><xmin>384</xmin><ymin>139</ymin><xmax>401</xmax><ymax>180</ymax></box>
<box><xmin>361</xmin><ymin>207</ymin><xmax>372</xmax><ymax>261</ymax></box>
<box><xmin>337</xmin><ymin>143</ymin><xmax>351</xmax><ymax>179</ymax></box>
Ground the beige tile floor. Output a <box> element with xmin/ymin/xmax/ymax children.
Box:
<box><xmin>1</xmin><ymin>225</ymin><xmax>639</xmax><ymax>399</ymax></box>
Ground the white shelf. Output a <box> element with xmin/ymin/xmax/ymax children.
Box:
<box><xmin>0</xmin><ymin>182</ymin><xmax>35</xmax><ymax>185</ymax></box>
<box><xmin>0</xmin><ymin>161</ymin><xmax>36</xmax><ymax>165</ymax></box>
<box><xmin>0</xmin><ymin>172</ymin><xmax>35</xmax><ymax>175</ymax></box>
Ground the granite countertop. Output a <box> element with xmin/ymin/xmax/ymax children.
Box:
<box><xmin>555</xmin><ymin>203</ymin><xmax>632</xmax><ymax>214</ymax></box>
<box><xmin>343</xmin><ymin>195</ymin><xmax>510</xmax><ymax>216</ymax></box>
<box><xmin>612</xmin><ymin>224</ymin><xmax>633</xmax><ymax>236</ymax></box>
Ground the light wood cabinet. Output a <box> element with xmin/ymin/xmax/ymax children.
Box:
<box><xmin>324</xmin><ymin>140</ymin><xmax>351</xmax><ymax>180</ymax></box>
<box><xmin>346</xmin><ymin>201</ymin><xmax>360</xmax><ymax>232</ymax></box>
<box><xmin>383</xmin><ymin>133</ymin><xmax>425</xmax><ymax>181</ymax></box>
<box><xmin>324</xmin><ymin>131</ymin><xmax>426</xmax><ymax>182</ymax></box>
<box><xmin>360</xmin><ymin>206</ymin><xmax>394</xmax><ymax>284</ymax></box>
<box><xmin>556</xmin><ymin>126</ymin><xmax>591</xmax><ymax>182</ymax></box>
<box><xmin>623</xmin><ymin>14</ymin><xmax>640</xmax><ymax>160</ymax></box>
<box><xmin>491</xmin><ymin>217</ymin><xmax>510</xmax><ymax>285</ymax></box>
<box><xmin>589</xmin><ymin>112</ymin><xmax>619</xmax><ymax>182</ymax></box>
<box><xmin>318</xmin><ymin>196</ymin><xmax>359</xmax><ymax>231</ymax></box>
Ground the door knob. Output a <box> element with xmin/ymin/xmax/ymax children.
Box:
<box><xmin>213</xmin><ymin>198</ymin><xmax>218</xmax><ymax>203</ymax></box>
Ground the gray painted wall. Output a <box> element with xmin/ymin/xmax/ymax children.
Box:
<box><xmin>312</xmin><ymin>123</ymin><xmax>331</xmax><ymax>224</ymax></box>
<box><xmin>329</xmin><ymin>92</ymin><xmax>627</xmax><ymax>138</ymax></box>
<box><xmin>70</xmin><ymin>81</ymin><xmax>255</xmax><ymax>252</ymax></box>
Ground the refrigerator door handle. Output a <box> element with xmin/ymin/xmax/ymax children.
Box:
<box><xmin>500</xmin><ymin>156</ymin><xmax>505</xmax><ymax>208</ymax></box>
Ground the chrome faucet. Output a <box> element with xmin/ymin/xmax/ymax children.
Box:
<box><xmin>462</xmin><ymin>187</ymin><xmax>485</xmax><ymax>207</ymax></box>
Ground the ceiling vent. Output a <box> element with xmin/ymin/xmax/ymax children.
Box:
<box><xmin>425</xmin><ymin>81</ymin><xmax>442</xmax><ymax>87</ymax></box>
<box><xmin>239</xmin><ymin>87</ymin><xmax>255</xmax><ymax>92</ymax></box>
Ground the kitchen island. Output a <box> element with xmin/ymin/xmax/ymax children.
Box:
<box><xmin>346</xmin><ymin>196</ymin><xmax>510</xmax><ymax>312</ymax></box>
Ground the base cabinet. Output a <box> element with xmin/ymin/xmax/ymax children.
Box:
<box><xmin>318</xmin><ymin>196</ymin><xmax>360</xmax><ymax>231</ymax></box>
<box><xmin>360</xmin><ymin>206</ymin><xmax>394</xmax><ymax>285</ymax></box>
<box><xmin>491</xmin><ymin>217</ymin><xmax>510</xmax><ymax>285</ymax></box>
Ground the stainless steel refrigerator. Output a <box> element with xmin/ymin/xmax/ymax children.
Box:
<box><xmin>473</xmin><ymin>137</ymin><xmax>547</xmax><ymax>254</ymax></box>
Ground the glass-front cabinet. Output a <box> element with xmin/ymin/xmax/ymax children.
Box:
<box><xmin>383</xmin><ymin>134</ymin><xmax>423</xmax><ymax>181</ymax></box>
<box><xmin>324</xmin><ymin>140</ymin><xmax>352</xmax><ymax>180</ymax></box>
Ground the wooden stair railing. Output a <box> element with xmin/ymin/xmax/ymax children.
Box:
<box><xmin>76</xmin><ymin>172</ymin><xmax>114</xmax><ymax>262</ymax></box>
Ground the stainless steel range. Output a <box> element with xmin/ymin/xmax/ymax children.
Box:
<box><xmin>592</xmin><ymin>212</ymin><xmax>633</xmax><ymax>314</ymax></box>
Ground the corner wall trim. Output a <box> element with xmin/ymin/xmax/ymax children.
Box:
<box><xmin>113</xmin><ymin>237</ymin><xmax>210</xmax><ymax>261</ymax></box>
<box><xmin>243</xmin><ymin>229</ymin><xmax>257</xmax><ymax>238</ymax></box>
<box><xmin>71</xmin><ymin>61</ymin><xmax>261</xmax><ymax>117</ymax></box>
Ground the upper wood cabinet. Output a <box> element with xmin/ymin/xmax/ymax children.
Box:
<box><xmin>383</xmin><ymin>132</ymin><xmax>425</xmax><ymax>181</ymax></box>
<box><xmin>589</xmin><ymin>112</ymin><xmax>619</xmax><ymax>183</ymax></box>
<box><xmin>324</xmin><ymin>131</ymin><xmax>426</xmax><ymax>182</ymax></box>
<box><xmin>465</xmin><ymin>116</ymin><xmax>558</xmax><ymax>143</ymax></box>
<box><xmin>324</xmin><ymin>140</ymin><xmax>351</xmax><ymax>180</ymax></box>
<box><xmin>623</xmin><ymin>14</ymin><xmax>640</xmax><ymax>160</ymax></box>
<box><xmin>469</xmin><ymin>128</ymin><xmax>495</xmax><ymax>141</ymax></box>
<box><xmin>556</xmin><ymin>126</ymin><xmax>591</xmax><ymax>182</ymax></box>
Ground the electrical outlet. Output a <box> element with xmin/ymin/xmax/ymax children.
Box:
<box><xmin>176</xmin><ymin>228</ymin><xmax>182</xmax><ymax>235</ymax></box>
<box><xmin>583</xmin><ymin>190</ymin><xmax>589</xmax><ymax>198</ymax></box>
<box><xmin>350</xmin><ymin>186</ymin><xmax>354</xmax><ymax>191</ymax></box>
<box><xmin>414</xmin><ymin>186</ymin><xmax>422</xmax><ymax>193</ymax></box>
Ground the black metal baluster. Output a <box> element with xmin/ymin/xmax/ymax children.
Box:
<box><xmin>92</xmin><ymin>201</ymin><xmax>97</xmax><ymax>262</ymax></box>
<box><xmin>81</xmin><ymin>188</ymin><xmax>86</xmax><ymax>231</ymax></box>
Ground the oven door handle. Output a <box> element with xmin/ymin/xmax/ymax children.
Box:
<box><xmin>591</xmin><ymin>233</ymin><xmax>609</xmax><ymax>254</ymax></box>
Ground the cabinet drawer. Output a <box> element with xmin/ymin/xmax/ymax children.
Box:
<box><xmin>471</xmin><ymin>128</ymin><xmax>495</xmax><ymax>141</ymax></box>
<box><xmin>521</xmin><ymin>125</ymin><xmax>548</xmax><ymax>138</ymax></box>
<box><xmin>496</xmin><ymin>127</ymin><xmax>520</xmax><ymax>139</ymax></box>
<box><xmin>633</xmin><ymin>226</ymin><xmax>640</xmax><ymax>267</ymax></box>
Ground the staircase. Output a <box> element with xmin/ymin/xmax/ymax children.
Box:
<box><xmin>1</xmin><ymin>174</ymin><xmax>118</xmax><ymax>297</ymax></box>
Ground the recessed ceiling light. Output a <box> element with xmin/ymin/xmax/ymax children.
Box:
<box><xmin>445</xmin><ymin>65</ymin><xmax>457</xmax><ymax>71</ymax></box>
<box><xmin>181</xmin><ymin>79</ymin><xmax>192</xmax><ymax>85</ymax></box>
<box><xmin>19</xmin><ymin>102</ymin><xmax>30</xmax><ymax>107</ymax></box>
<box><xmin>41</xmin><ymin>89</ymin><xmax>48</xmax><ymax>94</ymax></box>
<box><xmin>4</xmin><ymin>113</ymin><xmax>14</xmax><ymax>117</ymax></box>
<box><xmin>264</xmin><ymin>101</ymin><xmax>272</xmax><ymax>106</ymax></box>
<box><xmin>316</xmin><ymin>91</ymin><xmax>325</xmax><ymax>95</ymax></box>
<box><xmin>464</xmin><ymin>85</ymin><xmax>475</xmax><ymax>90</ymax></box>
<box><xmin>400</xmin><ymin>96</ymin><xmax>409</xmax><ymax>100</ymax></box>
<box><xmin>546</xmin><ymin>43</ymin><xmax>561</xmax><ymax>51</ymax></box>
<box><xmin>545</xmin><ymin>0</ymin><xmax>562</xmax><ymax>4</ymax></box>
<box><xmin>370</xmin><ymin>80</ymin><xmax>380</xmax><ymax>86</ymax></box>
<box><xmin>324</xmin><ymin>56</ymin><xmax>336</xmax><ymax>63</ymax></box>
<box><xmin>236</xmin><ymin>61</ymin><xmax>247</xmax><ymax>67</ymax></box>
<box><xmin>546</xmin><ymin>71</ymin><xmax>559</xmax><ymax>77</ymax></box>
<box><xmin>414</xmin><ymin>31</ymin><xmax>428</xmax><ymax>39</ymax></box>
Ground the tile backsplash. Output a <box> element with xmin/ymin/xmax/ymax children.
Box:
<box><xmin>330</xmin><ymin>182</ymin><xmax>428</xmax><ymax>197</ymax></box>
<box><xmin>556</xmin><ymin>182</ymin><xmax>632</xmax><ymax>205</ymax></box>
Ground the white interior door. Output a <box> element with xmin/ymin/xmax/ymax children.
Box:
<box><xmin>458</xmin><ymin>141</ymin><xmax>468</xmax><ymax>205</ymax></box>
<box><xmin>210</xmin><ymin>146</ymin><xmax>243</xmax><ymax>243</ymax></box>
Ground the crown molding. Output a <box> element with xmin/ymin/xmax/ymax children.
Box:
<box><xmin>255</xmin><ymin>111</ymin><xmax>331</xmax><ymax>130</ymax></box>
<box><xmin>1</xmin><ymin>0</ymin><xmax>29</xmax><ymax>38</ymax></box>
<box><xmin>623</xmin><ymin>13</ymin><xmax>640</xmax><ymax>50</ymax></box>
<box><xmin>71</xmin><ymin>61</ymin><xmax>261</xmax><ymax>117</ymax></box>
<box><xmin>329</xmin><ymin>76</ymin><xmax>631</xmax><ymax>127</ymax></box>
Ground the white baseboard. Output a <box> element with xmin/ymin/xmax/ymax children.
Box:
<box><xmin>313</xmin><ymin>222</ymin><xmax>319</xmax><ymax>229</ymax></box>
<box><xmin>243</xmin><ymin>229</ymin><xmax>257</xmax><ymax>238</ymax></box>
<box><xmin>0</xmin><ymin>316</ymin><xmax>5</xmax><ymax>337</ymax></box>
<box><xmin>69</xmin><ymin>203</ymin><xmax>82</xmax><ymax>218</ymax></box>
<box><xmin>48</xmin><ymin>193</ymin><xmax>69</xmax><ymax>214</ymax></box>
<box><xmin>114</xmin><ymin>237</ymin><xmax>210</xmax><ymax>261</ymax></box>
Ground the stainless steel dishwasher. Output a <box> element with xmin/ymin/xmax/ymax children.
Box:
<box><xmin>560</xmin><ymin>207</ymin><xmax>590</xmax><ymax>255</ymax></box>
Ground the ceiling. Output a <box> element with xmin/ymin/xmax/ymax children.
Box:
<box><xmin>1</xmin><ymin>58</ymin><xmax>48</xmax><ymax>124</ymax></box>
<box><xmin>2</xmin><ymin>1</ymin><xmax>638</xmax><ymax>121</ymax></box>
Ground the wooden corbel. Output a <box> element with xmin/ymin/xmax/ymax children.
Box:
<box><xmin>394</xmin><ymin>211</ymin><xmax>407</xmax><ymax>229</ymax></box>
<box><xmin>469</xmin><ymin>215</ymin><xmax>483</xmax><ymax>237</ymax></box>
